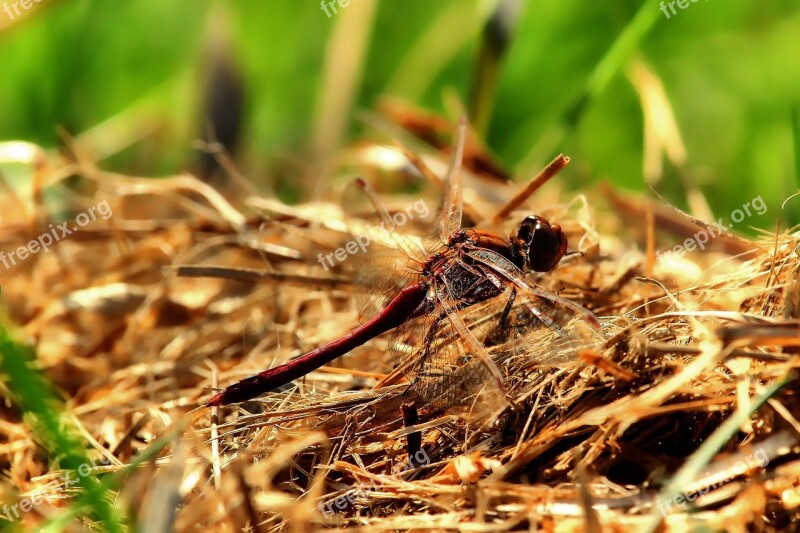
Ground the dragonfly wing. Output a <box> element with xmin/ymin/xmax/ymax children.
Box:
<box><xmin>465</xmin><ymin>248</ymin><xmax>603</xmax><ymax>364</ymax></box>
<box><xmin>351</xmin><ymin>245</ymin><xmax>417</xmax><ymax>321</ymax></box>
<box><xmin>432</xmin><ymin>280</ymin><xmax>506</xmax><ymax>386</ymax></box>
<box><xmin>342</xmin><ymin>179</ymin><xmax>427</xmax><ymax>320</ymax></box>
<box><xmin>426</xmin><ymin>118</ymin><xmax>466</xmax><ymax>248</ymax></box>
<box><xmin>468</xmin><ymin>248</ymin><xmax>600</xmax><ymax>328</ymax></box>
<box><xmin>387</xmin><ymin>276</ymin><xmax>510</xmax><ymax>423</ymax></box>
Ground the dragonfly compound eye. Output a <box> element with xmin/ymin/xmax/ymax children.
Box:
<box><xmin>515</xmin><ymin>215</ymin><xmax>568</xmax><ymax>272</ymax></box>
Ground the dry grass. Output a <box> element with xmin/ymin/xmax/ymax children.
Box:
<box><xmin>1</xmin><ymin>138</ymin><xmax>799</xmax><ymax>532</ymax></box>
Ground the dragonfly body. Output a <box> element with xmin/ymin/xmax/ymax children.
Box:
<box><xmin>206</xmin><ymin>215</ymin><xmax>570</xmax><ymax>407</ymax></box>
<box><xmin>206</xmin><ymin>282</ymin><xmax>428</xmax><ymax>406</ymax></box>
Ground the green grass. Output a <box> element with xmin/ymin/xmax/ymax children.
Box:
<box><xmin>0</xmin><ymin>0</ymin><xmax>798</xmax><ymax>227</ymax></box>
<box><xmin>1</xmin><ymin>5</ymin><xmax>799</xmax><ymax>528</ymax></box>
<box><xmin>0</xmin><ymin>322</ymin><xmax>128</xmax><ymax>531</ymax></box>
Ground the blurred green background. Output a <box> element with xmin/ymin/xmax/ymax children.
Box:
<box><xmin>1</xmin><ymin>0</ymin><xmax>798</xmax><ymax>228</ymax></box>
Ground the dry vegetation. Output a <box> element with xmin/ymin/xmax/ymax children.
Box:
<box><xmin>1</xmin><ymin>135</ymin><xmax>799</xmax><ymax>532</ymax></box>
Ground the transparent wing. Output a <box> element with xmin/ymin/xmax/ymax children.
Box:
<box><xmin>384</xmin><ymin>248</ymin><xmax>600</xmax><ymax>423</ymax></box>
<box><xmin>468</xmin><ymin>248</ymin><xmax>600</xmax><ymax>329</ymax></box>
<box><xmin>351</xmin><ymin>246</ymin><xmax>417</xmax><ymax>321</ymax></box>
<box><xmin>425</xmin><ymin>117</ymin><xmax>466</xmax><ymax>250</ymax></box>
<box><xmin>341</xmin><ymin>179</ymin><xmax>427</xmax><ymax>320</ymax></box>
<box><xmin>464</xmin><ymin>247</ymin><xmax>603</xmax><ymax>363</ymax></box>
<box><xmin>386</xmin><ymin>277</ymin><xmax>509</xmax><ymax>424</ymax></box>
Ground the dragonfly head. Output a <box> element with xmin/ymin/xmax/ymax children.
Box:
<box><xmin>512</xmin><ymin>215</ymin><xmax>568</xmax><ymax>272</ymax></box>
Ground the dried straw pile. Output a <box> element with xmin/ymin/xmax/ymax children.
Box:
<box><xmin>1</xmin><ymin>140</ymin><xmax>799</xmax><ymax>532</ymax></box>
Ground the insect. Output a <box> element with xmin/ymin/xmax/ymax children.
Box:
<box><xmin>207</xmin><ymin>121</ymin><xmax>599</xmax><ymax>421</ymax></box>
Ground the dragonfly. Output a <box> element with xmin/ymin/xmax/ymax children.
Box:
<box><xmin>206</xmin><ymin>120</ymin><xmax>600</xmax><ymax>422</ymax></box>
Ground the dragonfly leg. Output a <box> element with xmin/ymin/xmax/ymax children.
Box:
<box><xmin>498</xmin><ymin>288</ymin><xmax>517</xmax><ymax>333</ymax></box>
<box><xmin>401</xmin><ymin>401</ymin><xmax>422</xmax><ymax>458</ymax></box>
<box><xmin>418</xmin><ymin>312</ymin><xmax>447</xmax><ymax>368</ymax></box>
<box><xmin>410</xmin><ymin>312</ymin><xmax>450</xmax><ymax>385</ymax></box>
<box><xmin>400</xmin><ymin>380</ymin><xmax>415</xmax><ymax>399</ymax></box>
<box><xmin>487</xmin><ymin>288</ymin><xmax>517</xmax><ymax>345</ymax></box>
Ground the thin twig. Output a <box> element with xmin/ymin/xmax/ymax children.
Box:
<box><xmin>491</xmin><ymin>153</ymin><xmax>570</xmax><ymax>224</ymax></box>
